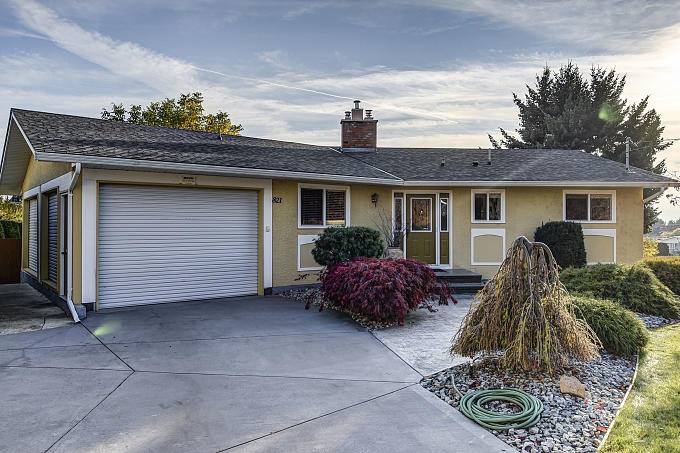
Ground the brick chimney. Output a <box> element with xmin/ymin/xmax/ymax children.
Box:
<box><xmin>341</xmin><ymin>100</ymin><xmax>377</xmax><ymax>151</ymax></box>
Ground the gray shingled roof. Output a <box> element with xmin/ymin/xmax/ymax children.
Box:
<box><xmin>353</xmin><ymin>148</ymin><xmax>676</xmax><ymax>184</ymax></box>
<box><xmin>11</xmin><ymin>109</ymin><xmax>397</xmax><ymax>181</ymax></box>
<box><xmin>8</xmin><ymin>109</ymin><xmax>678</xmax><ymax>186</ymax></box>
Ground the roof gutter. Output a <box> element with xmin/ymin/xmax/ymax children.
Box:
<box><xmin>35</xmin><ymin>152</ymin><xmax>402</xmax><ymax>186</ymax></box>
<box><xmin>31</xmin><ymin>153</ymin><xmax>680</xmax><ymax>188</ymax></box>
<box><xmin>402</xmin><ymin>180</ymin><xmax>680</xmax><ymax>188</ymax></box>
<box><xmin>643</xmin><ymin>187</ymin><xmax>668</xmax><ymax>203</ymax></box>
<box><xmin>65</xmin><ymin>163</ymin><xmax>81</xmax><ymax>323</ymax></box>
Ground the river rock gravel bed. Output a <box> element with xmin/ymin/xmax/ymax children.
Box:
<box><xmin>421</xmin><ymin>353</ymin><xmax>635</xmax><ymax>452</ymax></box>
<box><xmin>635</xmin><ymin>312</ymin><xmax>680</xmax><ymax>329</ymax></box>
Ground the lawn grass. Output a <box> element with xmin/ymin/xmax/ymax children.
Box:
<box><xmin>601</xmin><ymin>323</ymin><xmax>680</xmax><ymax>453</ymax></box>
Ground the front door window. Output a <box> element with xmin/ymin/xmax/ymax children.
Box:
<box><xmin>411</xmin><ymin>198</ymin><xmax>432</xmax><ymax>232</ymax></box>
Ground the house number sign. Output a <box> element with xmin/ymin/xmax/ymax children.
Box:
<box><xmin>272</xmin><ymin>196</ymin><xmax>283</xmax><ymax>204</ymax></box>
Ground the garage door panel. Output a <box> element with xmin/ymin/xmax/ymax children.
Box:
<box><xmin>98</xmin><ymin>184</ymin><xmax>259</xmax><ymax>308</ymax></box>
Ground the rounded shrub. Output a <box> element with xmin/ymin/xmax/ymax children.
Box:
<box><xmin>312</xmin><ymin>226</ymin><xmax>384</xmax><ymax>268</ymax></box>
<box><xmin>534</xmin><ymin>221</ymin><xmax>586</xmax><ymax>268</ymax></box>
<box><xmin>642</xmin><ymin>256</ymin><xmax>680</xmax><ymax>295</ymax></box>
<box><xmin>571</xmin><ymin>295</ymin><xmax>648</xmax><ymax>357</ymax></box>
<box><xmin>321</xmin><ymin>257</ymin><xmax>454</xmax><ymax>325</ymax></box>
<box><xmin>560</xmin><ymin>264</ymin><xmax>680</xmax><ymax>318</ymax></box>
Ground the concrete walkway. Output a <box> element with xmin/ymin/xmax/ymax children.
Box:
<box><xmin>0</xmin><ymin>296</ymin><xmax>509</xmax><ymax>453</ymax></box>
<box><xmin>0</xmin><ymin>284</ymin><xmax>71</xmax><ymax>335</ymax></box>
<box><xmin>373</xmin><ymin>295</ymin><xmax>474</xmax><ymax>376</ymax></box>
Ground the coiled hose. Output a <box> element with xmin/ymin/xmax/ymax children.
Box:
<box><xmin>457</xmin><ymin>388</ymin><xmax>543</xmax><ymax>431</ymax></box>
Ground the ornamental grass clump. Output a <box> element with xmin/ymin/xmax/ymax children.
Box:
<box><xmin>452</xmin><ymin>236</ymin><xmax>600</xmax><ymax>373</ymax></box>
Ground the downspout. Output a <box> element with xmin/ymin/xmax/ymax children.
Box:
<box><xmin>643</xmin><ymin>187</ymin><xmax>667</xmax><ymax>204</ymax></box>
<box><xmin>66</xmin><ymin>163</ymin><xmax>81</xmax><ymax>322</ymax></box>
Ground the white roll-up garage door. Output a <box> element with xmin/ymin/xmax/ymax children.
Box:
<box><xmin>98</xmin><ymin>184</ymin><xmax>259</xmax><ymax>308</ymax></box>
<box><xmin>47</xmin><ymin>192</ymin><xmax>59</xmax><ymax>283</ymax></box>
<box><xmin>28</xmin><ymin>198</ymin><xmax>38</xmax><ymax>273</ymax></box>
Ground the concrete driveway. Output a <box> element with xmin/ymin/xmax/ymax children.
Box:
<box><xmin>0</xmin><ymin>296</ymin><xmax>509</xmax><ymax>453</ymax></box>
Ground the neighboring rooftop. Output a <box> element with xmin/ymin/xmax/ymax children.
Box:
<box><xmin>2</xmin><ymin>108</ymin><xmax>678</xmax><ymax>193</ymax></box>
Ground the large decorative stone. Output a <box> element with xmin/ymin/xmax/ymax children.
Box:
<box><xmin>384</xmin><ymin>247</ymin><xmax>404</xmax><ymax>259</ymax></box>
<box><xmin>559</xmin><ymin>375</ymin><xmax>586</xmax><ymax>399</ymax></box>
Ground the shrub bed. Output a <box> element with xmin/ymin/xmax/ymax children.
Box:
<box><xmin>534</xmin><ymin>221</ymin><xmax>586</xmax><ymax>268</ymax></box>
<box><xmin>571</xmin><ymin>295</ymin><xmax>648</xmax><ymax>357</ymax></box>
<box><xmin>312</xmin><ymin>226</ymin><xmax>384</xmax><ymax>268</ymax></box>
<box><xmin>641</xmin><ymin>256</ymin><xmax>680</xmax><ymax>295</ymax></box>
<box><xmin>561</xmin><ymin>264</ymin><xmax>680</xmax><ymax>318</ymax></box>
<box><xmin>321</xmin><ymin>257</ymin><xmax>454</xmax><ymax>325</ymax></box>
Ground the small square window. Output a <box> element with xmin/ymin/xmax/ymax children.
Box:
<box><xmin>325</xmin><ymin>191</ymin><xmax>346</xmax><ymax>226</ymax></box>
<box><xmin>590</xmin><ymin>194</ymin><xmax>612</xmax><ymax>221</ymax></box>
<box><xmin>299</xmin><ymin>186</ymin><xmax>348</xmax><ymax>227</ymax></box>
<box><xmin>300</xmin><ymin>188</ymin><xmax>324</xmax><ymax>226</ymax></box>
<box><xmin>473</xmin><ymin>191</ymin><xmax>504</xmax><ymax>222</ymax></box>
<box><xmin>489</xmin><ymin>193</ymin><xmax>502</xmax><ymax>221</ymax></box>
<box><xmin>565</xmin><ymin>192</ymin><xmax>614</xmax><ymax>222</ymax></box>
<box><xmin>565</xmin><ymin>194</ymin><xmax>588</xmax><ymax>221</ymax></box>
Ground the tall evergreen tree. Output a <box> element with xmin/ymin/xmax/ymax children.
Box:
<box><xmin>491</xmin><ymin>63</ymin><xmax>670</xmax><ymax>231</ymax></box>
<box><xmin>102</xmin><ymin>92</ymin><xmax>243</xmax><ymax>136</ymax></box>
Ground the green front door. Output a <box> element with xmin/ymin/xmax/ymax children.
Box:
<box><xmin>406</xmin><ymin>194</ymin><xmax>436</xmax><ymax>264</ymax></box>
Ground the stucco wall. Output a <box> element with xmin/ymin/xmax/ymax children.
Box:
<box><xmin>271</xmin><ymin>180</ymin><xmax>394</xmax><ymax>287</ymax></box>
<box><xmin>272</xmin><ymin>183</ymin><xmax>644</xmax><ymax>286</ymax></box>
<box><xmin>21</xmin><ymin>158</ymin><xmax>71</xmax><ymax>193</ymax></box>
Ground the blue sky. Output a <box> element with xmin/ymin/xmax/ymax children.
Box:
<box><xmin>2</xmin><ymin>0</ymin><xmax>680</xmax><ymax>219</ymax></box>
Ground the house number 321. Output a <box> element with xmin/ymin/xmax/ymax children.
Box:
<box><xmin>272</xmin><ymin>197</ymin><xmax>283</xmax><ymax>204</ymax></box>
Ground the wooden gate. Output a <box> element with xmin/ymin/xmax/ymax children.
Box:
<box><xmin>0</xmin><ymin>239</ymin><xmax>21</xmax><ymax>284</ymax></box>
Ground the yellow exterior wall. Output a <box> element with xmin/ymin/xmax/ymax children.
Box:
<box><xmin>21</xmin><ymin>158</ymin><xmax>71</xmax><ymax>193</ymax></box>
<box><xmin>272</xmin><ymin>183</ymin><xmax>644</xmax><ymax>286</ymax></box>
<box><xmin>271</xmin><ymin>180</ymin><xmax>394</xmax><ymax>287</ymax></box>
<box><xmin>584</xmin><ymin>235</ymin><xmax>616</xmax><ymax>263</ymax></box>
<box><xmin>472</xmin><ymin>235</ymin><xmax>504</xmax><ymax>263</ymax></box>
<box><xmin>20</xmin><ymin>157</ymin><xmax>71</xmax><ymax>288</ymax></box>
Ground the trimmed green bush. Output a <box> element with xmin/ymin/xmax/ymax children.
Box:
<box><xmin>642</xmin><ymin>256</ymin><xmax>680</xmax><ymax>295</ymax></box>
<box><xmin>561</xmin><ymin>264</ymin><xmax>680</xmax><ymax>318</ymax></box>
<box><xmin>312</xmin><ymin>226</ymin><xmax>385</xmax><ymax>268</ymax></box>
<box><xmin>534</xmin><ymin>221</ymin><xmax>586</xmax><ymax>268</ymax></box>
<box><xmin>571</xmin><ymin>295</ymin><xmax>648</xmax><ymax>357</ymax></box>
<box><xmin>0</xmin><ymin>220</ymin><xmax>21</xmax><ymax>239</ymax></box>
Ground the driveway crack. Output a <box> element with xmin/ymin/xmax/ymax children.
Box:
<box><xmin>214</xmin><ymin>384</ymin><xmax>416</xmax><ymax>452</ymax></box>
<box><xmin>43</xmin><ymin>371</ymin><xmax>134</xmax><ymax>453</ymax></box>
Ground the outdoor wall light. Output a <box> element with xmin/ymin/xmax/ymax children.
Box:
<box><xmin>371</xmin><ymin>193</ymin><xmax>379</xmax><ymax>206</ymax></box>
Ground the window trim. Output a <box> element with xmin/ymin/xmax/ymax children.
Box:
<box><xmin>471</xmin><ymin>189</ymin><xmax>506</xmax><ymax>224</ymax></box>
<box><xmin>410</xmin><ymin>197</ymin><xmax>433</xmax><ymax>233</ymax></box>
<box><xmin>563</xmin><ymin>190</ymin><xmax>616</xmax><ymax>224</ymax></box>
<box><xmin>297</xmin><ymin>183</ymin><xmax>350</xmax><ymax>229</ymax></box>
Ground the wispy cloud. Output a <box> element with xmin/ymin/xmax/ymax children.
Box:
<box><xmin>5</xmin><ymin>0</ymin><xmax>680</xmax><ymax>219</ymax></box>
<box><xmin>410</xmin><ymin>0</ymin><xmax>680</xmax><ymax>53</ymax></box>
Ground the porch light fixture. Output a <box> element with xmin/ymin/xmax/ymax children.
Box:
<box><xmin>371</xmin><ymin>192</ymin><xmax>379</xmax><ymax>206</ymax></box>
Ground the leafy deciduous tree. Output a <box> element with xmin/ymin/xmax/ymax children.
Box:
<box><xmin>102</xmin><ymin>92</ymin><xmax>243</xmax><ymax>136</ymax></box>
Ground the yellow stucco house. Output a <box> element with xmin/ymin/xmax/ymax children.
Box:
<box><xmin>1</xmin><ymin>103</ymin><xmax>678</xmax><ymax>319</ymax></box>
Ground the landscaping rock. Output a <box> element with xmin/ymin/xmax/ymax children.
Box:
<box><xmin>560</xmin><ymin>375</ymin><xmax>586</xmax><ymax>399</ymax></box>
<box><xmin>635</xmin><ymin>312</ymin><xmax>680</xmax><ymax>329</ymax></box>
<box><xmin>421</xmin><ymin>352</ymin><xmax>635</xmax><ymax>453</ymax></box>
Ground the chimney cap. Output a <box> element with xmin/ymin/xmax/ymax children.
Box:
<box><xmin>353</xmin><ymin>100</ymin><xmax>361</xmax><ymax>109</ymax></box>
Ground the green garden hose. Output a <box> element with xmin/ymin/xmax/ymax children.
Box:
<box><xmin>457</xmin><ymin>388</ymin><xmax>543</xmax><ymax>431</ymax></box>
